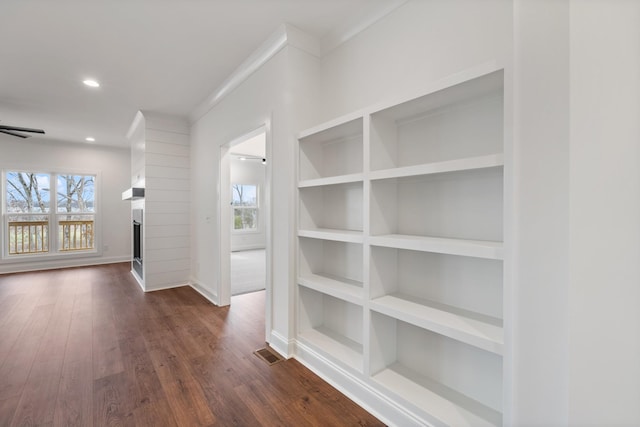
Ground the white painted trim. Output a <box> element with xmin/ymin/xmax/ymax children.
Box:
<box><xmin>263</xmin><ymin>118</ymin><xmax>274</xmax><ymax>348</ymax></box>
<box><xmin>188</xmin><ymin>3</ymin><xmax>409</xmax><ymax>123</ymax></box>
<box><xmin>189</xmin><ymin>279</ymin><xmax>219</xmax><ymax>305</ymax></box>
<box><xmin>189</xmin><ymin>24</ymin><xmax>320</xmax><ymax>123</ymax></box>
<box><xmin>0</xmin><ymin>256</ymin><xmax>130</xmax><ymax>275</ymax></box>
<box><xmin>320</xmin><ymin>0</ymin><xmax>408</xmax><ymax>56</ymax></box>
<box><xmin>285</xmin><ymin>24</ymin><xmax>321</xmax><ymax>58</ymax></box>
<box><xmin>294</xmin><ymin>339</ymin><xmax>427</xmax><ymax>427</ymax></box>
<box><xmin>270</xmin><ymin>330</ymin><xmax>294</xmax><ymax>358</ymax></box>
<box><xmin>126</xmin><ymin>111</ymin><xmax>145</xmax><ymax>140</ymax></box>
<box><xmin>131</xmin><ymin>269</ymin><xmax>145</xmax><ymax>291</ymax></box>
<box><xmin>190</xmin><ymin>26</ymin><xmax>287</xmax><ymax>122</ymax></box>
<box><xmin>219</xmin><ymin>142</ymin><xmax>232</xmax><ymax>307</ymax></box>
<box><xmin>144</xmin><ymin>282</ymin><xmax>189</xmax><ymax>293</ymax></box>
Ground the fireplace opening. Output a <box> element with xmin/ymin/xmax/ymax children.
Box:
<box><xmin>132</xmin><ymin>208</ymin><xmax>143</xmax><ymax>279</ymax></box>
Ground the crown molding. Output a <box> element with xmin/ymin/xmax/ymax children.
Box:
<box><xmin>320</xmin><ymin>0</ymin><xmax>407</xmax><ymax>56</ymax></box>
<box><xmin>188</xmin><ymin>1</ymin><xmax>407</xmax><ymax>123</ymax></box>
<box><xmin>190</xmin><ymin>23</ymin><xmax>319</xmax><ymax>123</ymax></box>
<box><xmin>126</xmin><ymin>110</ymin><xmax>145</xmax><ymax>141</ymax></box>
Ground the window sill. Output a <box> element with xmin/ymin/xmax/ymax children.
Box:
<box><xmin>232</xmin><ymin>229</ymin><xmax>261</xmax><ymax>235</ymax></box>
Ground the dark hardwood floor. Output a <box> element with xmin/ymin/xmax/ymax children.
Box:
<box><xmin>0</xmin><ymin>263</ymin><xmax>384</xmax><ymax>427</ymax></box>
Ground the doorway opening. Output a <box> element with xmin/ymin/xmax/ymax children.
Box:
<box><xmin>229</xmin><ymin>133</ymin><xmax>267</xmax><ymax>296</ymax></box>
<box><xmin>218</xmin><ymin>125</ymin><xmax>271</xmax><ymax>340</ymax></box>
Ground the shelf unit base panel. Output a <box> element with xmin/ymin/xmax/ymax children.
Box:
<box><xmin>373</xmin><ymin>363</ymin><xmax>502</xmax><ymax>427</ymax></box>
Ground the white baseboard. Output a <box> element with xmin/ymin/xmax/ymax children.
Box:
<box><xmin>293</xmin><ymin>340</ymin><xmax>427</xmax><ymax>427</ymax></box>
<box><xmin>131</xmin><ymin>269</ymin><xmax>145</xmax><ymax>291</ymax></box>
<box><xmin>189</xmin><ymin>278</ymin><xmax>219</xmax><ymax>305</ymax></box>
<box><xmin>144</xmin><ymin>282</ymin><xmax>189</xmax><ymax>292</ymax></box>
<box><xmin>269</xmin><ymin>330</ymin><xmax>294</xmax><ymax>358</ymax></box>
<box><xmin>0</xmin><ymin>255</ymin><xmax>130</xmax><ymax>275</ymax></box>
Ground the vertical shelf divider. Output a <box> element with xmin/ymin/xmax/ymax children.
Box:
<box><xmin>362</xmin><ymin>113</ymin><xmax>372</xmax><ymax>377</ymax></box>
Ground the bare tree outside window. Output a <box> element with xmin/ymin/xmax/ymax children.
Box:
<box><xmin>6</xmin><ymin>172</ymin><xmax>50</xmax><ymax>254</ymax></box>
<box><xmin>4</xmin><ymin>171</ymin><xmax>96</xmax><ymax>255</ymax></box>
<box><xmin>6</xmin><ymin>172</ymin><xmax>50</xmax><ymax>213</ymax></box>
<box><xmin>57</xmin><ymin>175</ymin><xmax>95</xmax><ymax>213</ymax></box>
<box><xmin>57</xmin><ymin>175</ymin><xmax>95</xmax><ymax>251</ymax></box>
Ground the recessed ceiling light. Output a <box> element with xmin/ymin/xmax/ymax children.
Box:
<box><xmin>239</xmin><ymin>157</ymin><xmax>247</xmax><ymax>161</ymax></box>
<box><xmin>85</xmin><ymin>137</ymin><xmax>95</xmax><ymax>142</ymax></box>
<box><xmin>83</xmin><ymin>79</ymin><xmax>100</xmax><ymax>88</ymax></box>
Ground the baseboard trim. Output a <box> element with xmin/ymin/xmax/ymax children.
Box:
<box><xmin>293</xmin><ymin>339</ymin><xmax>426</xmax><ymax>427</ymax></box>
<box><xmin>0</xmin><ymin>255</ymin><xmax>131</xmax><ymax>275</ymax></box>
<box><xmin>144</xmin><ymin>282</ymin><xmax>189</xmax><ymax>293</ymax></box>
<box><xmin>269</xmin><ymin>330</ymin><xmax>294</xmax><ymax>358</ymax></box>
<box><xmin>189</xmin><ymin>279</ymin><xmax>219</xmax><ymax>306</ymax></box>
<box><xmin>131</xmin><ymin>269</ymin><xmax>145</xmax><ymax>291</ymax></box>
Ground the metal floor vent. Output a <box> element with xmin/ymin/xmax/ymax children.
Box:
<box><xmin>254</xmin><ymin>347</ymin><xmax>284</xmax><ymax>366</ymax></box>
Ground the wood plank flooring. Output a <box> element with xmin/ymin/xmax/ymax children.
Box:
<box><xmin>0</xmin><ymin>263</ymin><xmax>384</xmax><ymax>427</ymax></box>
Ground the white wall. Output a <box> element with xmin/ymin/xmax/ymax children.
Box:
<box><xmin>512</xmin><ymin>1</ymin><xmax>570</xmax><ymax>423</ymax></box>
<box><xmin>319</xmin><ymin>0</ymin><xmax>512</xmax><ymax>120</ymax></box>
<box><xmin>190</xmin><ymin>48</ymin><xmax>286</xmax><ymax>305</ymax></box>
<box><xmin>0</xmin><ymin>135</ymin><xmax>131</xmax><ymax>273</ymax></box>
<box><xmin>568</xmin><ymin>1</ymin><xmax>640</xmax><ymax>424</ymax></box>
<box><xmin>190</xmin><ymin>36</ymin><xmax>320</xmax><ymax>353</ymax></box>
<box><xmin>513</xmin><ymin>1</ymin><xmax>640</xmax><ymax>425</ymax></box>
<box><xmin>230</xmin><ymin>157</ymin><xmax>266</xmax><ymax>251</ymax></box>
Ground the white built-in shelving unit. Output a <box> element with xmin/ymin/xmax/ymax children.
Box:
<box><xmin>296</xmin><ymin>65</ymin><xmax>506</xmax><ymax>426</ymax></box>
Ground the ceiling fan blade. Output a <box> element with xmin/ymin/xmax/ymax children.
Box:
<box><xmin>0</xmin><ymin>125</ymin><xmax>45</xmax><ymax>134</ymax></box>
<box><xmin>0</xmin><ymin>129</ymin><xmax>29</xmax><ymax>138</ymax></box>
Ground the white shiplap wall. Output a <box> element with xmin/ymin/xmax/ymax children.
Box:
<box><xmin>143</xmin><ymin>114</ymin><xmax>191</xmax><ymax>291</ymax></box>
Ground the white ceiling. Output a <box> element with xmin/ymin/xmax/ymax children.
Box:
<box><xmin>0</xmin><ymin>0</ymin><xmax>401</xmax><ymax>148</ymax></box>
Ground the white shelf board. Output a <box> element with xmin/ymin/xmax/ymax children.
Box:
<box><xmin>297</xmin><ymin>327</ymin><xmax>363</xmax><ymax>372</ymax></box>
<box><xmin>298</xmin><ymin>173</ymin><xmax>364</xmax><ymax>188</ymax></box>
<box><xmin>370</xmin><ymin>294</ymin><xmax>503</xmax><ymax>355</ymax></box>
<box><xmin>373</xmin><ymin>363</ymin><xmax>501</xmax><ymax>427</ymax></box>
<box><xmin>371</xmin><ymin>65</ymin><xmax>504</xmax><ymax>122</ymax></box>
<box><xmin>298</xmin><ymin>273</ymin><xmax>363</xmax><ymax>305</ymax></box>
<box><xmin>370</xmin><ymin>154</ymin><xmax>503</xmax><ymax>181</ymax></box>
<box><xmin>298</xmin><ymin>111</ymin><xmax>364</xmax><ymax>141</ymax></box>
<box><xmin>299</xmin><ymin>228</ymin><xmax>364</xmax><ymax>244</ymax></box>
<box><xmin>369</xmin><ymin>234</ymin><xmax>503</xmax><ymax>260</ymax></box>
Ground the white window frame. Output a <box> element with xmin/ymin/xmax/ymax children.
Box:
<box><xmin>231</xmin><ymin>183</ymin><xmax>259</xmax><ymax>234</ymax></box>
<box><xmin>1</xmin><ymin>169</ymin><xmax>101</xmax><ymax>262</ymax></box>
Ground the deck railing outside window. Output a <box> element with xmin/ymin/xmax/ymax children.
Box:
<box><xmin>59</xmin><ymin>220</ymin><xmax>94</xmax><ymax>251</ymax></box>
<box><xmin>8</xmin><ymin>220</ymin><xmax>94</xmax><ymax>254</ymax></box>
<box><xmin>8</xmin><ymin>221</ymin><xmax>49</xmax><ymax>255</ymax></box>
